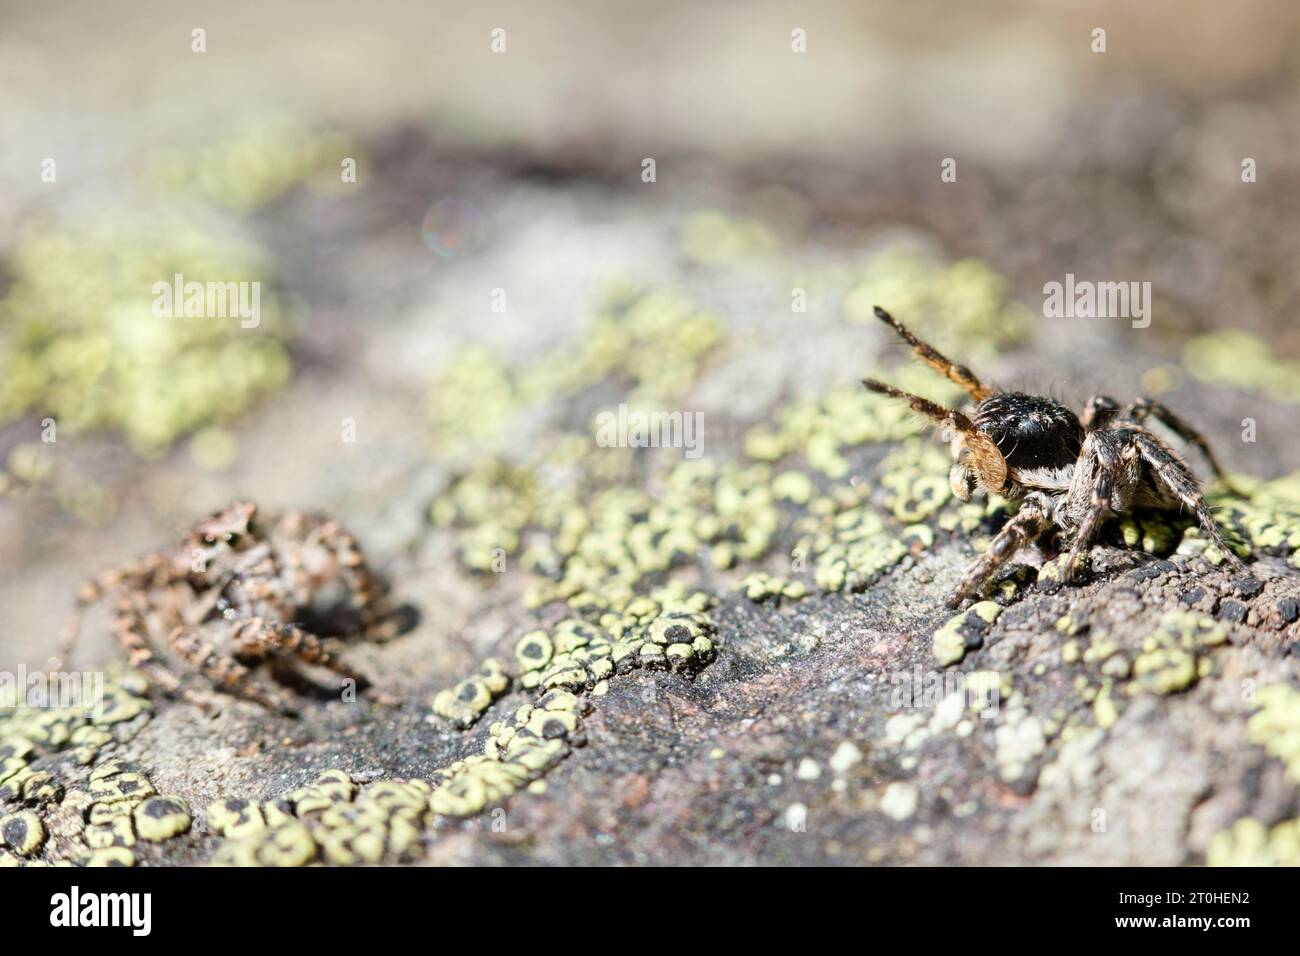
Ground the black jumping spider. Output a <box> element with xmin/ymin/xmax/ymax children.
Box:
<box><xmin>862</xmin><ymin>306</ymin><xmax>1251</xmax><ymax>607</ymax></box>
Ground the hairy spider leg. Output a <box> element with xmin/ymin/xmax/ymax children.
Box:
<box><xmin>949</xmin><ymin>492</ymin><xmax>1052</xmax><ymax>607</ymax></box>
<box><xmin>1129</xmin><ymin>430</ymin><xmax>1249</xmax><ymax>575</ymax></box>
<box><xmin>872</xmin><ymin>305</ymin><xmax>995</xmax><ymax>402</ymax></box>
<box><xmin>1124</xmin><ymin>397</ymin><xmax>1241</xmax><ymax>496</ymax></box>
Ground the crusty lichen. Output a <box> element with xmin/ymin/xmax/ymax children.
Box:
<box><xmin>210</xmin><ymin>588</ymin><xmax>719</xmax><ymax>865</ymax></box>
<box><xmin>148</xmin><ymin>123</ymin><xmax>367</xmax><ymax>213</ymax></box>
<box><xmin>932</xmin><ymin>601</ymin><xmax>1002</xmax><ymax>667</ymax></box>
<box><xmin>431</xmin><ymin>658</ymin><xmax>510</xmax><ymax>728</ymax></box>
<box><xmin>843</xmin><ymin>248</ymin><xmax>1036</xmax><ymax>367</ymax></box>
<box><xmin>0</xmin><ymin>672</ymin><xmax>198</xmax><ymax>867</ymax></box>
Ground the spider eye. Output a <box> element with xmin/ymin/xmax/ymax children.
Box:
<box><xmin>202</xmin><ymin>534</ymin><xmax>216</xmax><ymax>545</ymax></box>
<box><xmin>223</xmin><ymin>532</ymin><xmax>237</xmax><ymax>544</ymax></box>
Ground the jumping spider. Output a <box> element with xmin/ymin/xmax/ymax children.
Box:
<box><xmin>862</xmin><ymin>306</ymin><xmax>1252</xmax><ymax>608</ymax></box>
<box><xmin>55</xmin><ymin>501</ymin><xmax>395</xmax><ymax>715</ymax></box>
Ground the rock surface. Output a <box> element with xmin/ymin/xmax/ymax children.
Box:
<box><xmin>3</xmin><ymin>123</ymin><xmax>1300</xmax><ymax>867</ymax></box>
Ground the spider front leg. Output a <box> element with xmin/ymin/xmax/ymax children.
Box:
<box><xmin>949</xmin><ymin>492</ymin><xmax>1052</xmax><ymax>608</ymax></box>
<box><xmin>232</xmin><ymin>618</ymin><xmax>370</xmax><ymax>689</ymax></box>
<box><xmin>1124</xmin><ymin>397</ymin><xmax>1242</xmax><ymax>496</ymax></box>
<box><xmin>167</xmin><ymin>624</ymin><xmax>298</xmax><ymax>715</ymax></box>
<box><xmin>1131</xmin><ymin>431</ymin><xmax>1250</xmax><ymax>576</ymax></box>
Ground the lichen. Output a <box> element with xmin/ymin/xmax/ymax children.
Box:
<box><xmin>1184</xmin><ymin>329</ymin><xmax>1300</xmax><ymax>405</ymax></box>
<box><xmin>1207</xmin><ymin>816</ymin><xmax>1300</xmax><ymax>866</ymax></box>
<box><xmin>0</xmin><ymin>219</ymin><xmax>295</xmax><ymax>457</ymax></box>
<box><xmin>210</xmin><ymin>589</ymin><xmax>719</xmax><ymax>865</ymax></box>
<box><xmin>431</xmin><ymin>658</ymin><xmax>510</xmax><ymax>728</ymax></box>
<box><xmin>932</xmin><ymin>602</ymin><xmax>1002</xmax><ymax>667</ymax></box>
<box><xmin>148</xmin><ymin>123</ymin><xmax>367</xmax><ymax>213</ymax></box>
<box><xmin>1245</xmin><ymin>684</ymin><xmax>1300</xmax><ymax>784</ymax></box>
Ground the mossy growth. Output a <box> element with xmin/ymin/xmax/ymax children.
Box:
<box><xmin>1183</xmin><ymin>329</ymin><xmax>1300</xmax><ymax>405</ymax></box>
<box><xmin>1245</xmin><ymin>684</ymin><xmax>1300</xmax><ymax>784</ymax></box>
<box><xmin>1207</xmin><ymin>816</ymin><xmax>1300</xmax><ymax>866</ymax></box>
<box><xmin>148</xmin><ymin>123</ymin><xmax>368</xmax><ymax>213</ymax></box>
<box><xmin>0</xmin><ymin>219</ymin><xmax>295</xmax><ymax>456</ymax></box>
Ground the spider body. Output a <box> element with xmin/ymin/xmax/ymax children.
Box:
<box><xmin>863</xmin><ymin>306</ymin><xmax>1250</xmax><ymax>608</ymax></box>
<box><xmin>55</xmin><ymin>501</ymin><xmax>392</xmax><ymax>715</ymax></box>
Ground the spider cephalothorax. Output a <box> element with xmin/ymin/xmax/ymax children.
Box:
<box><xmin>862</xmin><ymin>305</ymin><xmax>1251</xmax><ymax>607</ymax></box>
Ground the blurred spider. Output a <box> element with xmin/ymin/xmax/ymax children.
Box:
<box><xmin>862</xmin><ymin>306</ymin><xmax>1252</xmax><ymax>607</ymax></box>
<box><xmin>54</xmin><ymin>501</ymin><xmax>395</xmax><ymax>715</ymax></box>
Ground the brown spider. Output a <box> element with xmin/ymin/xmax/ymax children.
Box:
<box><xmin>862</xmin><ymin>306</ymin><xmax>1253</xmax><ymax>608</ymax></box>
<box><xmin>54</xmin><ymin>501</ymin><xmax>394</xmax><ymax>715</ymax></box>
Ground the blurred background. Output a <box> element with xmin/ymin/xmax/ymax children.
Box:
<box><xmin>2</xmin><ymin>0</ymin><xmax>1300</xmax><ymax>667</ymax></box>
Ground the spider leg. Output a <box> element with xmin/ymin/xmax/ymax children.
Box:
<box><xmin>863</xmin><ymin>379</ymin><xmax>1008</xmax><ymax>493</ymax></box>
<box><xmin>1124</xmin><ymin>397</ymin><xmax>1241</xmax><ymax>495</ymax></box>
<box><xmin>1081</xmin><ymin>394</ymin><xmax>1120</xmax><ymax>431</ymax></box>
<box><xmin>232</xmin><ymin>618</ymin><xmax>369</xmax><ymax>687</ymax></box>
<box><xmin>949</xmin><ymin>493</ymin><xmax>1052</xmax><ymax>607</ymax></box>
<box><xmin>871</xmin><ymin>306</ymin><xmax>995</xmax><ymax>402</ymax></box>
<box><xmin>862</xmin><ymin>379</ymin><xmax>973</xmax><ymax>429</ymax></box>
<box><xmin>1060</xmin><ymin>435</ymin><xmax>1125</xmax><ymax>582</ymax></box>
<box><xmin>313</xmin><ymin>518</ymin><xmax>391</xmax><ymax>641</ymax></box>
<box><xmin>108</xmin><ymin>593</ymin><xmax>219</xmax><ymax>711</ymax></box>
<box><xmin>50</xmin><ymin>554</ymin><xmax>170</xmax><ymax>671</ymax></box>
<box><xmin>168</xmin><ymin>624</ymin><xmax>297</xmax><ymax>715</ymax></box>
<box><xmin>1130</xmin><ymin>431</ymin><xmax>1249</xmax><ymax>575</ymax></box>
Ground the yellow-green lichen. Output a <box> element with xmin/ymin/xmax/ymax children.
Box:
<box><xmin>1184</xmin><ymin>329</ymin><xmax>1300</xmax><ymax>405</ymax></box>
<box><xmin>932</xmin><ymin>602</ymin><xmax>1002</xmax><ymax>667</ymax></box>
<box><xmin>431</xmin><ymin>658</ymin><xmax>510</xmax><ymax>727</ymax></box>
<box><xmin>1129</xmin><ymin>611</ymin><xmax>1227</xmax><ymax>697</ymax></box>
<box><xmin>209</xmin><ymin>590</ymin><xmax>720</xmax><ymax>865</ymax></box>
<box><xmin>429</xmin><ymin>284</ymin><xmax>721</xmax><ymax>458</ymax></box>
<box><xmin>133</xmin><ymin>796</ymin><xmax>192</xmax><ymax>842</ymax></box>
<box><xmin>212</xmin><ymin>770</ymin><xmax>429</xmax><ymax>867</ymax></box>
<box><xmin>0</xmin><ymin>220</ymin><xmax>295</xmax><ymax>456</ymax></box>
<box><xmin>679</xmin><ymin>209</ymin><xmax>778</xmax><ymax>264</ymax></box>
<box><xmin>737</xmin><ymin>572</ymin><xmax>807</xmax><ymax>603</ymax></box>
<box><xmin>149</xmin><ymin>123</ymin><xmax>367</xmax><ymax>213</ymax></box>
<box><xmin>1245</xmin><ymin>684</ymin><xmax>1300</xmax><ymax>784</ymax></box>
<box><xmin>0</xmin><ymin>811</ymin><xmax>46</xmax><ymax>856</ymax></box>
<box><xmin>1207</xmin><ymin>816</ymin><xmax>1300</xmax><ymax>866</ymax></box>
